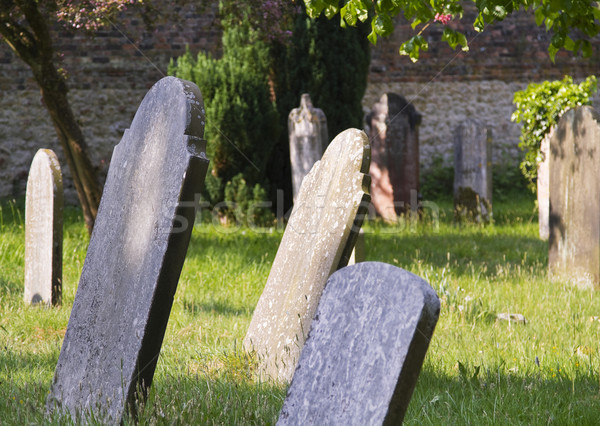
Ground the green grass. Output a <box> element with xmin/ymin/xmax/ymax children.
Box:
<box><xmin>1</xmin><ymin>193</ymin><xmax>600</xmax><ymax>424</ymax></box>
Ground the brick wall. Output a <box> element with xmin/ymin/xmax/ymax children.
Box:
<box><xmin>0</xmin><ymin>3</ymin><xmax>598</xmax><ymax>201</ymax></box>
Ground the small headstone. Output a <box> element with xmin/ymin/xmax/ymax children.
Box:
<box><xmin>24</xmin><ymin>149</ymin><xmax>63</xmax><ymax>306</ymax></box>
<box><xmin>244</xmin><ymin>128</ymin><xmax>371</xmax><ymax>383</ymax></box>
<box><xmin>453</xmin><ymin>119</ymin><xmax>492</xmax><ymax>223</ymax></box>
<box><xmin>549</xmin><ymin>106</ymin><xmax>600</xmax><ymax>289</ymax></box>
<box><xmin>288</xmin><ymin>94</ymin><xmax>328</xmax><ymax>201</ymax></box>
<box><xmin>278</xmin><ymin>262</ymin><xmax>440</xmax><ymax>425</ymax></box>
<box><xmin>537</xmin><ymin>128</ymin><xmax>553</xmax><ymax>240</ymax></box>
<box><xmin>366</xmin><ymin>93</ymin><xmax>421</xmax><ymax>222</ymax></box>
<box><xmin>47</xmin><ymin>77</ymin><xmax>209</xmax><ymax>422</ymax></box>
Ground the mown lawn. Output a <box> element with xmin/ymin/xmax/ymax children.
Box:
<box><xmin>1</xmin><ymin>193</ymin><xmax>599</xmax><ymax>424</ymax></box>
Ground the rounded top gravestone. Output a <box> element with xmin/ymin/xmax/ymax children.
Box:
<box><xmin>24</xmin><ymin>148</ymin><xmax>63</xmax><ymax>306</ymax></box>
<box><xmin>244</xmin><ymin>128</ymin><xmax>371</xmax><ymax>383</ymax></box>
<box><xmin>47</xmin><ymin>76</ymin><xmax>209</xmax><ymax>423</ymax></box>
<box><xmin>278</xmin><ymin>262</ymin><xmax>440</xmax><ymax>425</ymax></box>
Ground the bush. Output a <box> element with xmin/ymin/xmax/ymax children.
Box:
<box><xmin>511</xmin><ymin>75</ymin><xmax>597</xmax><ymax>191</ymax></box>
<box><xmin>272</xmin><ymin>7</ymin><xmax>371</xmax><ymax>140</ymax></box>
<box><xmin>169</xmin><ymin>22</ymin><xmax>280</xmax><ymax>206</ymax></box>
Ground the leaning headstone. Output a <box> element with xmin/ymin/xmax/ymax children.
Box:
<box><xmin>537</xmin><ymin>127</ymin><xmax>553</xmax><ymax>240</ymax></box>
<box><xmin>244</xmin><ymin>128</ymin><xmax>371</xmax><ymax>383</ymax></box>
<box><xmin>278</xmin><ymin>262</ymin><xmax>440</xmax><ymax>425</ymax></box>
<box><xmin>47</xmin><ymin>77</ymin><xmax>209</xmax><ymax>422</ymax></box>
<box><xmin>24</xmin><ymin>149</ymin><xmax>63</xmax><ymax>306</ymax></box>
<box><xmin>549</xmin><ymin>106</ymin><xmax>600</xmax><ymax>289</ymax></box>
<box><xmin>366</xmin><ymin>93</ymin><xmax>421</xmax><ymax>222</ymax></box>
<box><xmin>453</xmin><ymin>119</ymin><xmax>492</xmax><ymax>223</ymax></box>
<box><xmin>288</xmin><ymin>94</ymin><xmax>328</xmax><ymax>201</ymax></box>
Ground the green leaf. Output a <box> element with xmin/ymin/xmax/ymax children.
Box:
<box><xmin>304</xmin><ymin>0</ymin><xmax>327</xmax><ymax>18</ymax></box>
<box><xmin>457</xmin><ymin>32</ymin><xmax>469</xmax><ymax>51</ymax></box>
<box><xmin>534</xmin><ymin>7</ymin><xmax>545</xmax><ymax>26</ymax></box>
<box><xmin>373</xmin><ymin>13</ymin><xmax>394</xmax><ymax>37</ymax></box>
<box><xmin>582</xmin><ymin>40</ymin><xmax>593</xmax><ymax>57</ymax></box>
<box><xmin>341</xmin><ymin>3</ymin><xmax>358</xmax><ymax>26</ymax></box>
<box><xmin>368</xmin><ymin>28</ymin><xmax>378</xmax><ymax>45</ymax></box>
<box><xmin>324</xmin><ymin>5</ymin><xmax>339</xmax><ymax>19</ymax></box>
<box><xmin>399</xmin><ymin>35</ymin><xmax>428</xmax><ymax>62</ymax></box>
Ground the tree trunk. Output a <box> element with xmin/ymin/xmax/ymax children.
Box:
<box><xmin>35</xmin><ymin>65</ymin><xmax>102</xmax><ymax>235</ymax></box>
<box><xmin>0</xmin><ymin>2</ymin><xmax>101</xmax><ymax>234</ymax></box>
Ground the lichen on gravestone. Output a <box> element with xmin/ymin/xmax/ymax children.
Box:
<box><xmin>366</xmin><ymin>93</ymin><xmax>421</xmax><ymax>222</ymax></box>
<box><xmin>453</xmin><ymin>118</ymin><xmax>492</xmax><ymax>223</ymax></box>
<box><xmin>244</xmin><ymin>128</ymin><xmax>371</xmax><ymax>383</ymax></box>
<box><xmin>288</xmin><ymin>93</ymin><xmax>328</xmax><ymax>202</ymax></box>
<box><xmin>549</xmin><ymin>106</ymin><xmax>600</xmax><ymax>289</ymax></box>
<box><xmin>278</xmin><ymin>262</ymin><xmax>440</xmax><ymax>425</ymax></box>
<box><xmin>46</xmin><ymin>77</ymin><xmax>209</xmax><ymax>423</ymax></box>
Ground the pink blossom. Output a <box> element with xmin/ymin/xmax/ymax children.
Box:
<box><xmin>434</xmin><ymin>13</ymin><xmax>452</xmax><ymax>25</ymax></box>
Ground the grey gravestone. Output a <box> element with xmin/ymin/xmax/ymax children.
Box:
<box><xmin>278</xmin><ymin>262</ymin><xmax>440</xmax><ymax>425</ymax></box>
<box><xmin>537</xmin><ymin>127</ymin><xmax>553</xmax><ymax>240</ymax></box>
<box><xmin>47</xmin><ymin>77</ymin><xmax>209</xmax><ymax>422</ymax></box>
<box><xmin>244</xmin><ymin>128</ymin><xmax>371</xmax><ymax>383</ymax></box>
<box><xmin>288</xmin><ymin>94</ymin><xmax>328</xmax><ymax>201</ymax></box>
<box><xmin>549</xmin><ymin>106</ymin><xmax>600</xmax><ymax>289</ymax></box>
<box><xmin>453</xmin><ymin>118</ymin><xmax>492</xmax><ymax>223</ymax></box>
<box><xmin>24</xmin><ymin>149</ymin><xmax>63</xmax><ymax>306</ymax></box>
<box><xmin>366</xmin><ymin>93</ymin><xmax>421</xmax><ymax>222</ymax></box>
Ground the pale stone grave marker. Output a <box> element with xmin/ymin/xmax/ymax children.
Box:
<box><xmin>366</xmin><ymin>93</ymin><xmax>421</xmax><ymax>222</ymax></box>
<box><xmin>453</xmin><ymin>118</ymin><xmax>492</xmax><ymax>223</ymax></box>
<box><xmin>244</xmin><ymin>128</ymin><xmax>371</xmax><ymax>383</ymax></box>
<box><xmin>47</xmin><ymin>77</ymin><xmax>209</xmax><ymax>422</ymax></box>
<box><xmin>549</xmin><ymin>106</ymin><xmax>600</xmax><ymax>289</ymax></box>
<box><xmin>278</xmin><ymin>262</ymin><xmax>440</xmax><ymax>425</ymax></box>
<box><xmin>24</xmin><ymin>148</ymin><xmax>63</xmax><ymax>306</ymax></box>
<box><xmin>288</xmin><ymin>93</ymin><xmax>328</xmax><ymax>201</ymax></box>
<box><xmin>537</xmin><ymin>127</ymin><xmax>554</xmax><ymax>240</ymax></box>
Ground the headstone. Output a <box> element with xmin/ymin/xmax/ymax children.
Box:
<box><xmin>24</xmin><ymin>149</ymin><xmax>63</xmax><ymax>306</ymax></box>
<box><xmin>549</xmin><ymin>106</ymin><xmax>600</xmax><ymax>289</ymax></box>
<box><xmin>537</xmin><ymin>127</ymin><xmax>553</xmax><ymax>240</ymax></box>
<box><xmin>288</xmin><ymin>94</ymin><xmax>328</xmax><ymax>201</ymax></box>
<box><xmin>366</xmin><ymin>93</ymin><xmax>421</xmax><ymax>222</ymax></box>
<box><xmin>244</xmin><ymin>128</ymin><xmax>371</xmax><ymax>383</ymax></box>
<box><xmin>47</xmin><ymin>77</ymin><xmax>209</xmax><ymax>422</ymax></box>
<box><xmin>453</xmin><ymin>119</ymin><xmax>492</xmax><ymax>223</ymax></box>
<box><xmin>278</xmin><ymin>262</ymin><xmax>440</xmax><ymax>425</ymax></box>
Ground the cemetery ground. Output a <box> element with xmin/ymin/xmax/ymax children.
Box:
<box><xmin>1</xmin><ymin>192</ymin><xmax>600</xmax><ymax>424</ymax></box>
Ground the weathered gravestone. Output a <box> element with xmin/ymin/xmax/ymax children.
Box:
<box><xmin>453</xmin><ymin>119</ymin><xmax>492</xmax><ymax>223</ymax></box>
<box><xmin>549</xmin><ymin>106</ymin><xmax>600</xmax><ymax>289</ymax></box>
<box><xmin>288</xmin><ymin>94</ymin><xmax>328</xmax><ymax>201</ymax></box>
<box><xmin>537</xmin><ymin>127</ymin><xmax>553</xmax><ymax>240</ymax></box>
<box><xmin>278</xmin><ymin>262</ymin><xmax>440</xmax><ymax>425</ymax></box>
<box><xmin>244</xmin><ymin>128</ymin><xmax>371</xmax><ymax>383</ymax></box>
<box><xmin>366</xmin><ymin>93</ymin><xmax>421</xmax><ymax>222</ymax></box>
<box><xmin>24</xmin><ymin>149</ymin><xmax>63</xmax><ymax>306</ymax></box>
<box><xmin>47</xmin><ymin>77</ymin><xmax>209</xmax><ymax>422</ymax></box>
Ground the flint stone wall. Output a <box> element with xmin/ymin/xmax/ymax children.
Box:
<box><xmin>1</xmin><ymin>1</ymin><xmax>600</xmax><ymax>202</ymax></box>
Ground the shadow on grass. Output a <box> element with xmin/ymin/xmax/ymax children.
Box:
<box><xmin>406</xmin><ymin>367</ymin><xmax>600</xmax><ymax>424</ymax></box>
<box><xmin>134</xmin><ymin>370</ymin><xmax>286</xmax><ymax>425</ymax></box>
<box><xmin>183</xmin><ymin>299</ymin><xmax>250</xmax><ymax>317</ymax></box>
<box><xmin>368</xmin><ymin>232</ymin><xmax>547</xmax><ymax>279</ymax></box>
